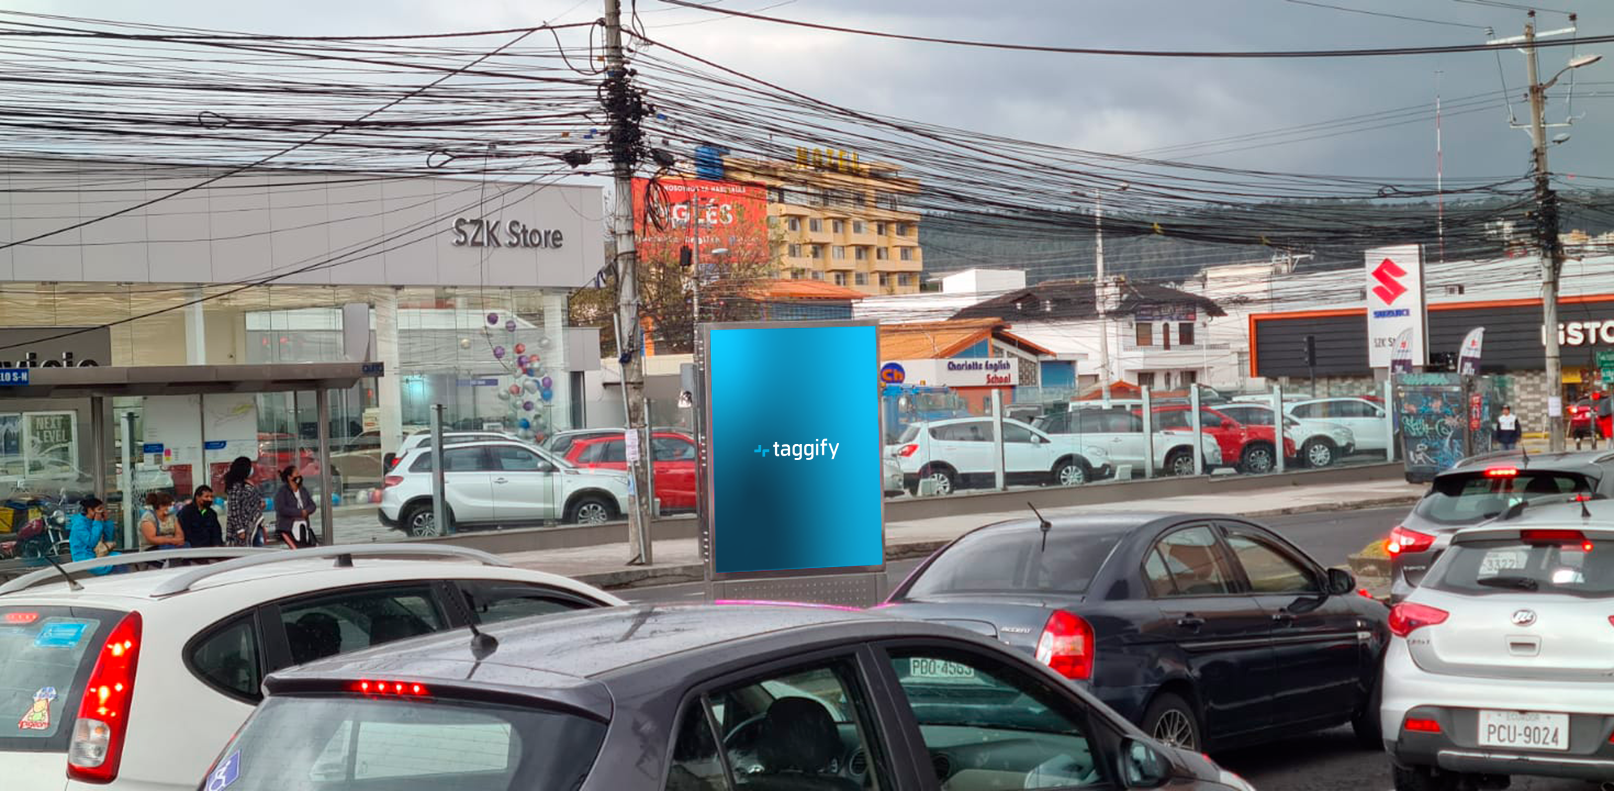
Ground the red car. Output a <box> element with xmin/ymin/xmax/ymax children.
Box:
<box><xmin>564</xmin><ymin>431</ymin><xmax>698</xmax><ymax>511</ymax></box>
<box><xmin>1138</xmin><ymin>404</ymin><xmax>1295</xmax><ymax>475</ymax></box>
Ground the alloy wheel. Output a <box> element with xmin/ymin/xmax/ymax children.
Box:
<box><xmin>1152</xmin><ymin>710</ymin><xmax>1196</xmax><ymax>750</ymax></box>
<box><xmin>1244</xmin><ymin>447</ymin><xmax>1274</xmax><ymax>474</ymax></box>
<box><xmin>575</xmin><ymin>502</ymin><xmax>610</xmax><ymax>524</ymax></box>
<box><xmin>1058</xmin><ymin>464</ymin><xmax>1086</xmax><ymax>486</ymax></box>
<box><xmin>1169</xmin><ymin>454</ymin><xmax>1195</xmax><ymax>477</ymax></box>
<box><xmin>408</xmin><ymin>511</ymin><xmax>437</xmax><ymax>538</ymax></box>
<box><xmin>928</xmin><ymin>471</ymin><xmax>953</xmax><ymax>496</ymax></box>
<box><xmin>1307</xmin><ymin>441</ymin><xmax>1335</xmax><ymax>467</ymax></box>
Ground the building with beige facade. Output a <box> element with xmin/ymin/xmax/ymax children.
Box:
<box><xmin>723</xmin><ymin>152</ymin><xmax>924</xmax><ymax>295</ymax></box>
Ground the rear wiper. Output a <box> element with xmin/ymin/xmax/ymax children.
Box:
<box><xmin>1477</xmin><ymin>576</ymin><xmax>1540</xmax><ymax>591</ymax></box>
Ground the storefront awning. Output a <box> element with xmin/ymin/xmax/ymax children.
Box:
<box><xmin>0</xmin><ymin>362</ymin><xmax>375</xmax><ymax>399</ymax></box>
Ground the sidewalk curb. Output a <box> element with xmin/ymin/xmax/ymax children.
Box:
<box><xmin>572</xmin><ymin>495</ymin><xmax>1423</xmax><ymax>591</ymax></box>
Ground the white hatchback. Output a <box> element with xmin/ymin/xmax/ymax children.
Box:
<box><xmin>887</xmin><ymin>417</ymin><xmax>1112</xmax><ymax>495</ymax></box>
<box><xmin>0</xmin><ymin>545</ymin><xmax>623</xmax><ymax>791</ymax></box>
<box><xmin>379</xmin><ymin>439</ymin><xmax>631</xmax><ymax>536</ymax></box>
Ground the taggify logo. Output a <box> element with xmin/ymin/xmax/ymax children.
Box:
<box><xmin>754</xmin><ymin>440</ymin><xmax>840</xmax><ymax>460</ymax></box>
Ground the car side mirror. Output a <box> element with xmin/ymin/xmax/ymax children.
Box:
<box><xmin>1119</xmin><ymin>738</ymin><xmax>1172</xmax><ymax>788</ymax></box>
<box><xmin>1327</xmin><ymin>567</ymin><xmax>1356</xmax><ymax>596</ymax></box>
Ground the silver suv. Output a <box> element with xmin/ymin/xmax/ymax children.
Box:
<box><xmin>379</xmin><ymin>439</ymin><xmax>630</xmax><ymax>535</ymax></box>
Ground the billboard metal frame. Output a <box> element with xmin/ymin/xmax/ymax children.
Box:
<box><xmin>698</xmin><ymin>318</ymin><xmax>887</xmax><ymax>587</ymax></box>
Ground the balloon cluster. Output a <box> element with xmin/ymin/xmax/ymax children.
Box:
<box><xmin>485</xmin><ymin>312</ymin><xmax>555</xmax><ymax>441</ymax></box>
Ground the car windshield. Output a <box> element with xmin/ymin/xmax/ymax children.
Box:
<box><xmin>0</xmin><ymin>606</ymin><xmax>121</xmax><ymax>753</ymax></box>
<box><xmin>208</xmin><ymin>695</ymin><xmax>607</xmax><ymax>791</ymax></box>
<box><xmin>1428</xmin><ymin>536</ymin><xmax>1614</xmax><ymax>598</ymax></box>
<box><xmin>1414</xmin><ymin>471</ymin><xmax>1592</xmax><ymax>525</ymax></box>
<box><xmin>904</xmin><ymin>526</ymin><xmax>1123</xmax><ymax>597</ymax></box>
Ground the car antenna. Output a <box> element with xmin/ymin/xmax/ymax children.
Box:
<box><xmin>1029</xmin><ymin>502</ymin><xmax>1052</xmax><ymax>551</ymax></box>
<box><xmin>1583</xmin><ymin>497</ymin><xmax>1594</xmax><ymax>520</ymax></box>
<box><xmin>467</xmin><ymin>620</ymin><xmax>499</xmax><ymax>660</ymax></box>
<box><xmin>38</xmin><ymin>553</ymin><xmax>83</xmax><ymax>592</ymax></box>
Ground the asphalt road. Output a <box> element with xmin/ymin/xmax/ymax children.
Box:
<box><xmin>621</xmin><ymin>505</ymin><xmax>1591</xmax><ymax>790</ymax></box>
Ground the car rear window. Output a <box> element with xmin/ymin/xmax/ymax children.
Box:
<box><xmin>1414</xmin><ymin>471</ymin><xmax>1592</xmax><ymax>525</ymax></box>
<box><xmin>0</xmin><ymin>605</ymin><xmax>121</xmax><ymax>752</ymax></box>
<box><xmin>905</xmin><ymin>527</ymin><xmax>1123</xmax><ymax>596</ymax></box>
<box><xmin>896</xmin><ymin>425</ymin><xmax>920</xmax><ymax>444</ymax></box>
<box><xmin>209</xmin><ymin>695</ymin><xmax>606</xmax><ymax>791</ymax></box>
<box><xmin>1427</xmin><ymin>537</ymin><xmax>1614</xmax><ymax>598</ymax></box>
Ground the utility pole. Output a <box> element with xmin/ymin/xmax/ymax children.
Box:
<box><xmin>1523</xmin><ymin>18</ymin><xmax>1564</xmax><ymax>451</ymax></box>
<box><xmin>1095</xmin><ymin>193</ymin><xmax>1112</xmax><ymax>403</ymax></box>
<box><xmin>604</xmin><ymin>0</ymin><xmax>655</xmax><ymax>563</ymax></box>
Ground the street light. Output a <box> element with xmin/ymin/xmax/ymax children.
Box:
<box><xmin>1087</xmin><ymin>182</ymin><xmax>1129</xmax><ymax>403</ymax></box>
<box><xmin>1544</xmin><ymin>53</ymin><xmax>1602</xmax><ymax>90</ymax></box>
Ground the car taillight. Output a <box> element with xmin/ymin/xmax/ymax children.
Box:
<box><xmin>1522</xmin><ymin>529</ymin><xmax>1585</xmax><ymax>545</ymax></box>
<box><xmin>898</xmin><ymin>444</ymin><xmax>918</xmax><ymax>458</ymax></box>
<box><xmin>1485</xmin><ymin>467</ymin><xmax>1518</xmax><ymax>478</ymax></box>
<box><xmin>1386</xmin><ymin>526</ymin><xmax>1435</xmax><ymax>555</ymax></box>
<box><xmin>68</xmin><ymin>611</ymin><xmax>142</xmax><ymax>783</ymax></box>
<box><xmin>1034</xmin><ymin>610</ymin><xmax>1093</xmax><ymax>680</ymax></box>
<box><xmin>382</xmin><ymin>475</ymin><xmax>403</xmax><ymax>489</ymax></box>
<box><xmin>1404</xmin><ymin>717</ymin><xmax>1442</xmax><ymax>734</ymax></box>
<box><xmin>1388</xmin><ymin>602</ymin><xmax>1448</xmax><ymax>638</ymax></box>
<box><xmin>3</xmin><ymin>611</ymin><xmax>39</xmax><ymax>624</ymax></box>
<box><xmin>352</xmin><ymin>679</ymin><xmax>430</xmax><ymax>697</ymax></box>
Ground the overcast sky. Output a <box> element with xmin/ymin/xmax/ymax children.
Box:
<box><xmin>15</xmin><ymin>0</ymin><xmax>1614</xmax><ymax>184</ymax></box>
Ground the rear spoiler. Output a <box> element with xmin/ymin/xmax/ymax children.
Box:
<box><xmin>1497</xmin><ymin>492</ymin><xmax>1606</xmax><ymax>522</ymax></box>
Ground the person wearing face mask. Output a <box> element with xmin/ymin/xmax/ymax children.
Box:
<box><xmin>177</xmin><ymin>485</ymin><xmax>223</xmax><ymax>548</ymax></box>
<box><xmin>273</xmin><ymin>465</ymin><xmax>318</xmax><ymax>548</ymax></box>
<box><xmin>139</xmin><ymin>491</ymin><xmax>188</xmax><ymax>551</ymax></box>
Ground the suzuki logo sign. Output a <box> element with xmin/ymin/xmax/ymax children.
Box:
<box><xmin>1364</xmin><ymin>245</ymin><xmax>1426</xmax><ymax>370</ymax></box>
<box><xmin>1371</xmin><ymin>258</ymin><xmax>1409</xmax><ymax>304</ymax></box>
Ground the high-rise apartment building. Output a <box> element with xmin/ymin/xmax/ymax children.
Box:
<box><xmin>723</xmin><ymin>151</ymin><xmax>924</xmax><ymax>295</ymax></box>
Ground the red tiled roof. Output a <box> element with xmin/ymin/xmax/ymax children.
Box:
<box><xmin>757</xmin><ymin>280</ymin><xmax>869</xmax><ymax>301</ymax></box>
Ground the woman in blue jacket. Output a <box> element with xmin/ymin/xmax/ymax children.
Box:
<box><xmin>68</xmin><ymin>497</ymin><xmax>120</xmax><ymax>574</ymax></box>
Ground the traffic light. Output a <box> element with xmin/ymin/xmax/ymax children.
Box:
<box><xmin>679</xmin><ymin>245</ymin><xmax>693</xmax><ymax>269</ymax></box>
<box><xmin>1303</xmin><ymin>335</ymin><xmax>1317</xmax><ymax>368</ymax></box>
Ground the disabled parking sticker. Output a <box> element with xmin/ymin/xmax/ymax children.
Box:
<box><xmin>205</xmin><ymin>751</ymin><xmax>241</xmax><ymax>791</ymax></box>
<box><xmin>33</xmin><ymin>622</ymin><xmax>87</xmax><ymax>649</ymax></box>
<box><xmin>17</xmin><ymin>687</ymin><xmax>55</xmax><ymax>731</ymax></box>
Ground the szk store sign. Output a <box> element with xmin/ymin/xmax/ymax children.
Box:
<box><xmin>1365</xmin><ymin>244</ymin><xmax>1426</xmax><ymax>369</ymax></box>
<box><xmin>450</xmin><ymin>217</ymin><xmax>564</xmax><ymax>249</ymax></box>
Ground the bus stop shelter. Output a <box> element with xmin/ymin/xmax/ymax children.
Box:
<box><xmin>0</xmin><ymin>362</ymin><xmax>373</xmax><ymax>546</ymax></box>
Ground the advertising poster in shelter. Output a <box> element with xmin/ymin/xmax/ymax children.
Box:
<box><xmin>24</xmin><ymin>411</ymin><xmax>77</xmax><ymax>475</ymax></box>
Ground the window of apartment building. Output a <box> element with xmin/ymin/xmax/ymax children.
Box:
<box><xmin>855</xmin><ymin>272</ymin><xmax>868</xmax><ymax>286</ymax></box>
<box><xmin>1178</xmin><ymin>322</ymin><xmax>1196</xmax><ymax>346</ymax></box>
<box><xmin>810</xmin><ymin>188</ymin><xmax>828</xmax><ymax>207</ymax></box>
<box><xmin>790</xmin><ymin>268</ymin><xmax>806</xmax><ymax>279</ymax></box>
<box><xmin>811</xmin><ymin>270</ymin><xmax>823</xmax><ymax>281</ymax></box>
<box><xmin>809</xmin><ymin>218</ymin><xmax>823</xmax><ymax>233</ymax></box>
<box><xmin>833</xmin><ymin>246</ymin><xmax>847</xmax><ymax>260</ymax></box>
<box><xmin>1182</xmin><ymin>370</ymin><xmax>1198</xmax><ymax>385</ymax></box>
<box><xmin>787</xmin><ymin>217</ymin><xmax>801</xmax><ymax>232</ymax></box>
<box><xmin>788</xmin><ymin>244</ymin><xmax>802</xmax><ymax>258</ymax></box>
<box><xmin>1138</xmin><ymin>372</ymin><xmax>1157</xmax><ymax>388</ymax></box>
<box><xmin>875</xmin><ymin>222</ymin><xmax>887</xmax><ymax>236</ymax></box>
<box><xmin>810</xmin><ymin>245</ymin><xmax>823</xmax><ymax>259</ymax></box>
<box><xmin>898</xmin><ymin>274</ymin><xmax>913</xmax><ymax>287</ymax></box>
<box><xmin>879</xmin><ymin>273</ymin><xmax>891</xmax><ymax>287</ymax></box>
<box><xmin>767</xmin><ymin>187</ymin><xmax>784</xmax><ymax>203</ymax></box>
<box><xmin>833</xmin><ymin>272</ymin><xmax>847</xmax><ymax>286</ymax></box>
<box><xmin>876</xmin><ymin>247</ymin><xmax>889</xmax><ymax>260</ymax></box>
<box><xmin>899</xmin><ymin>247</ymin><xmax>914</xmax><ymax>261</ymax></box>
<box><xmin>832</xmin><ymin>219</ymin><xmax>845</xmax><ymax>234</ymax></box>
<box><xmin>896</xmin><ymin>222</ymin><xmax>912</xmax><ymax>236</ymax></box>
<box><xmin>1135</xmin><ymin>322</ymin><xmax>1154</xmax><ymax>347</ymax></box>
<box><xmin>853</xmin><ymin>247</ymin><xmax>867</xmax><ymax>261</ymax></box>
<box><xmin>852</xmin><ymin>220</ymin><xmax>866</xmax><ymax>234</ymax></box>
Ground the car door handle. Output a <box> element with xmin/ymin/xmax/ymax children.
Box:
<box><xmin>1271</xmin><ymin>611</ymin><xmax>1295</xmax><ymax>624</ymax></box>
<box><xmin>1176</xmin><ymin>616</ymin><xmax>1206</xmax><ymax>629</ymax></box>
<box><xmin>493</xmin><ymin>477</ymin><xmax>509</xmax><ymax>484</ymax></box>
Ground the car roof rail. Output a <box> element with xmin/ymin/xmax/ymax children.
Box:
<box><xmin>148</xmin><ymin>543</ymin><xmax>513</xmax><ymax>597</ymax></box>
<box><xmin>0</xmin><ymin>548</ymin><xmax>276</xmax><ymax>596</ymax></box>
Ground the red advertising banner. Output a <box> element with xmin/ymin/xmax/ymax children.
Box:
<box><xmin>631</xmin><ymin>177</ymin><xmax>771</xmax><ymax>269</ymax></box>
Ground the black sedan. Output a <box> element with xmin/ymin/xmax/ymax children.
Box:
<box><xmin>200</xmin><ymin>605</ymin><xmax>1256</xmax><ymax>790</ymax></box>
<box><xmin>878</xmin><ymin>511</ymin><xmax>1390</xmax><ymax>753</ymax></box>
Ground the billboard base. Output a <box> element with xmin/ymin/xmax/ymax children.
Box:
<box><xmin>709</xmin><ymin>572</ymin><xmax>886</xmax><ymax>609</ymax></box>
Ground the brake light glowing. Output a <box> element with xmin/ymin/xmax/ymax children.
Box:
<box><xmin>1357</xmin><ymin>588</ymin><xmax>1375</xmax><ymax>600</ymax></box>
<box><xmin>67</xmin><ymin>611</ymin><xmax>142</xmax><ymax>783</ymax></box>
<box><xmin>1386</xmin><ymin>526</ymin><xmax>1435</xmax><ymax>555</ymax></box>
<box><xmin>898</xmin><ymin>444</ymin><xmax>918</xmax><ymax>458</ymax></box>
<box><xmin>1404</xmin><ymin>717</ymin><xmax>1442</xmax><ymax>734</ymax></box>
<box><xmin>1034</xmin><ymin>610</ymin><xmax>1094</xmax><ymax>680</ymax></box>
<box><xmin>382</xmin><ymin>475</ymin><xmax>404</xmax><ymax>489</ymax></box>
<box><xmin>352</xmin><ymin>679</ymin><xmax>430</xmax><ymax>697</ymax></box>
<box><xmin>2</xmin><ymin>611</ymin><xmax>38</xmax><ymax>624</ymax></box>
<box><xmin>1388</xmin><ymin>602</ymin><xmax>1449</xmax><ymax>638</ymax></box>
<box><xmin>1485</xmin><ymin>467</ymin><xmax>1519</xmax><ymax>478</ymax></box>
<box><xmin>1522</xmin><ymin>529</ymin><xmax>1586</xmax><ymax>545</ymax></box>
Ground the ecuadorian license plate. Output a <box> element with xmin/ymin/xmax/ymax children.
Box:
<box><xmin>909</xmin><ymin>658</ymin><xmax>975</xmax><ymax>679</ymax></box>
<box><xmin>1478</xmin><ymin>710</ymin><xmax>1569</xmax><ymax>751</ymax></box>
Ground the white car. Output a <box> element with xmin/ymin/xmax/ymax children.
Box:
<box><xmin>0</xmin><ymin>545</ymin><xmax>623</xmax><ymax>791</ymax></box>
<box><xmin>883</xmin><ymin>457</ymin><xmax>905</xmax><ymax>497</ymax></box>
<box><xmin>380</xmin><ymin>439</ymin><xmax>630</xmax><ymax>535</ymax></box>
<box><xmin>1215</xmin><ymin>403</ymin><xmax>1357</xmax><ymax>468</ymax></box>
<box><xmin>1381</xmin><ymin>503</ymin><xmax>1614</xmax><ymax>790</ymax></box>
<box><xmin>887</xmin><ymin>417</ymin><xmax>1111</xmax><ymax>495</ymax></box>
<box><xmin>1286</xmin><ymin>397</ymin><xmax>1393</xmax><ymax>453</ymax></box>
<box><xmin>1034</xmin><ymin>407</ymin><xmax>1224</xmax><ymax>477</ymax></box>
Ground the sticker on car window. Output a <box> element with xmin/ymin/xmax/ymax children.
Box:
<box><xmin>205</xmin><ymin>751</ymin><xmax>241</xmax><ymax>791</ymax></box>
<box><xmin>33</xmin><ymin>621</ymin><xmax>87</xmax><ymax>649</ymax></box>
<box><xmin>17</xmin><ymin>687</ymin><xmax>55</xmax><ymax>731</ymax></box>
<box><xmin>1479</xmin><ymin>550</ymin><xmax>1527</xmax><ymax>576</ymax></box>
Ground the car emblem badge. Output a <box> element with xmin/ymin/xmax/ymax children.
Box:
<box><xmin>1511</xmin><ymin>609</ymin><xmax>1537</xmax><ymax>627</ymax></box>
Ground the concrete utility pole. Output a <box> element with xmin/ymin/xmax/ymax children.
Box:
<box><xmin>604</xmin><ymin>0</ymin><xmax>655</xmax><ymax>563</ymax></box>
<box><xmin>1090</xmin><ymin>183</ymin><xmax>1128</xmax><ymax>402</ymax></box>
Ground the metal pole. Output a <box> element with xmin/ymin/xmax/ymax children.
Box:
<box><xmin>604</xmin><ymin>0</ymin><xmax>655</xmax><ymax>564</ymax></box>
<box><xmin>991</xmin><ymin>388</ymin><xmax>1005</xmax><ymax>491</ymax></box>
<box><xmin>1524</xmin><ymin>19</ymin><xmax>1567</xmax><ymax>452</ymax></box>
<box><xmin>1272</xmin><ymin>383</ymin><xmax>1286</xmax><ymax>475</ymax></box>
<box><xmin>1141</xmin><ymin>386</ymin><xmax>1155</xmax><ymax>479</ymax></box>
<box><xmin>91</xmin><ymin>396</ymin><xmax>105</xmax><ymax>500</ymax></box>
<box><xmin>1095</xmin><ymin>194</ymin><xmax>1112</xmax><ymax>402</ymax></box>
<box><xmin>1384</xmin><ymin>379</ymin><xmax>1398</xmax><ymax>463</ymax></box>
<box><xmin>316</xmin><ymin>389</ymin><xmax>334</xmax><ymax>546</ymax></box>
<box><xmin>119</xmin><ymin>411</ymin><xmax>135</xmax><ymax>548</ymax></box>
<box><xmin>1189</xmin><ymin>386</ymin><xmax>1205</xmax><ymax>475</ymax></box>
<box><xmin>430</xmin><ymin>403</ymin><xmax>447</xmax><ymax>536</ymax></box>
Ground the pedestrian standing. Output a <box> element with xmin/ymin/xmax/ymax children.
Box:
<box><xmin>273</xmin><ymin>465</ymin><xmax>317</xmax><ymax>548</ymax></box>
<box><xmin>223</xmin><ymin>456</ymin><xmax>263</xmax><ymax>547</ymax></box>
<box><xmin>1495</xmin><ymin>405</ymin><xmax>1522</xmax><ymax>451</ymax></box>
<box><xmin>177</xmin><ymin>485</ymin><xmax>223</xmax><ymax>548</ymax></box>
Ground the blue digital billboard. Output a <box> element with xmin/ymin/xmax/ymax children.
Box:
<box><xmin>705</xmin><ymin>321</ymin><xmax>883</xmax><ymax>576</ymax></box>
